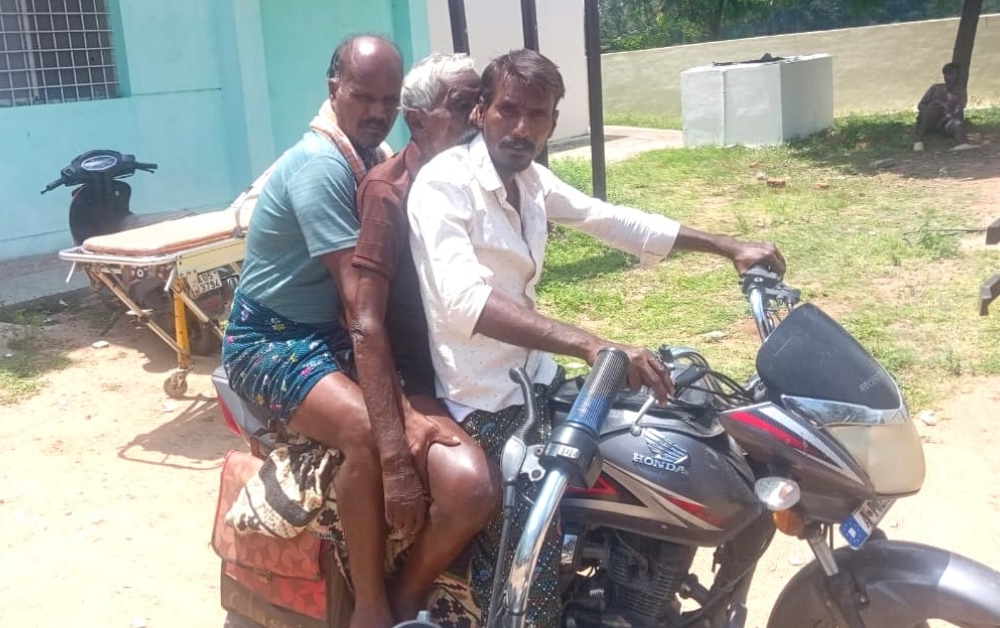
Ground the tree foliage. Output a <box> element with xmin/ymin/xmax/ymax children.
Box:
<box><xmin>600</xmin><ymin>0</ymin><xmax>1000</xmax><ymax>51</ymax></box>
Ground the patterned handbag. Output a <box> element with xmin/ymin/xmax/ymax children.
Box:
<box><xmin>212</xmin><ymin>450</ymin><xmax>329</xmax><ymax>623</ymax></box>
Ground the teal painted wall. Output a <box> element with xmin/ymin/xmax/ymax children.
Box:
<box><xmin>0</xmin><ymin>0</ymin><xmax>431</xmax><ymax>261</ymax></box>
<box><xmin>0</xmin><ymin>0</ymin><xmax>237</xmax><ymax>260</ymax></box>
<box><xmin>258</xmin><ymin>0</ymin><xmax>430</xmax><ymax>154</ymax></box>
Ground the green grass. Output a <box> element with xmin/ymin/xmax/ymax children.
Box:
<box><xmin>545</xmin><ymin>107</ymin><xmax>1000</xmax><ymax>410</ymax></box>
<box><xmin>0</xmin><ymin>307</ymin><xmax>72</xmax><ymax>405</ymax></box>
<box><xmin>605</xmin><ymin>111</ymin><xmax>683</xmax><ymax>130</ymax></box>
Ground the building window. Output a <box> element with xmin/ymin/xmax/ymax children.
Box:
<box><xmin>0</xmin><ymin>0</ymin><xmax>120</xmax><ymax>108</ymax></box>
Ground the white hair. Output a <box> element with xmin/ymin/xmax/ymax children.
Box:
<box><xmin>400</xmin><ymin>53</ymin><xmax>476</xmax><ymax>113</ymax></box>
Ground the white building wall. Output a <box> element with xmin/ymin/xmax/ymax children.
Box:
<box><xmin>425</xmin><ymin>0</ymin><xmax>589</xmax><ymax>141</ymax></box>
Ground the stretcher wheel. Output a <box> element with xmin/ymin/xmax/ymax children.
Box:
<box><xmin>164</xmin><ymin>370</ymin><xmax>189</xmax><ymax>398</ymax></box>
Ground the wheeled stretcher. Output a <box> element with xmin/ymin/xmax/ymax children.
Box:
<box><xmin>58</xmin><ymin>173</ymin><xmax>268</xmax><ymax>397</ymax></box>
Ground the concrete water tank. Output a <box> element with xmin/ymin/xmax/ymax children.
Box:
<box><xmin>681</xmin><ymin>53</ymin><xmax>834</xmax><ymax>147</ymax></box>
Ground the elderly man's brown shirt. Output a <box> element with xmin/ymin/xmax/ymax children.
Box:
<box><xmin>352</xmin><ymin>142</ymin><xmax>435</xmax><ymax>396</ymax></box>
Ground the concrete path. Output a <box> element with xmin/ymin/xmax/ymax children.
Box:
<box><xmin>551</xmin><ymin>125</ymin><xmax>683</xmax><ymax>163</ymax></box>
<box><xmin>0</xmin><ymin>251</ymin><xmax>90</xmax><ymax>308</ymax></box>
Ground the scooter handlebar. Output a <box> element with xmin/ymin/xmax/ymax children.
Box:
<box><xmin>134</xmin><ymin>161</ymin><xmax>158</xmax><ymax>173</ymax></box>
<box><xmin>40</xmin><ymin>177</ymin><xmax>63</xmax><ymax>194</ymax></box>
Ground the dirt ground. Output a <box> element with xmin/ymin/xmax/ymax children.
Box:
<box><xmin>2</xmin><ymin>145</ymin><xmax>1000</xmax><ymax>628</ymax></box>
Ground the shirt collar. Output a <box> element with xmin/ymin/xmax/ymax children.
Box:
<box><xmin>402</xmin><ymin>141</ymin><xmax>425</xmax><ymax>181</ymax></box>
<box><xmin>469</xmin><ymin>132</ymin><xmax>541</xmax><ymax>196</ymax></box>
<box><xmin>469</xmin><ymin>133</ymin><xmax>503</xmax><ymax>192</ymax></box>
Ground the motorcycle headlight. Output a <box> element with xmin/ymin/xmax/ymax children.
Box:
<box><xmin>784</xmin><ymin>395</ymin><xmax>925</xmax><ymax>496</ymax></box>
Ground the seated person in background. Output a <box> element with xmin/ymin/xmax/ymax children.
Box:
<box><xmin>348</xmin><ymin>52</ymin><xmax>494</xmax><ymax>622</ymax></box>
<box><xmin>914</xmin><ymin>62</ymin><xmax>975</xmax><ymax>152</ymax></box>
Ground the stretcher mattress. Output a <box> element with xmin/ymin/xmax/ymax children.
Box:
<box><xmin>82</xmin><ymin>207</ymin><xmax>252</xmax><ymax>256</ymax></box>
<box><xmin>79</xmin><ymin>161</ymin><xmax>275</xmax><ymax>257</ymax></box>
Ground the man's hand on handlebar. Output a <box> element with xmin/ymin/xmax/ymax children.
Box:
<box><xmin>729</xmin><ymin>241</ymin><xmax>786</xmax><ymax>276</ymax></box>
<box><xmin>592</xmin><ymin>343</ymin><xmax>675</xmax><ymax>405</ymax></box>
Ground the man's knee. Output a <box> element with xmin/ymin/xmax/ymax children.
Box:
<box><xmin>430</xmin><ymin>444</ymin><xmax>500</xmax><ymax>529</ymax></box>
<box><xmin>290</xmin><ymin>372</ymin><xmax>376</xmax><ymax>455</ymax></box>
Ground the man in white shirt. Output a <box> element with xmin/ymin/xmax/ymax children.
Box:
<box><xmin>407</xmin><ymin>48</ymin><xmax>785</xmax><ymax>626</ymax></box>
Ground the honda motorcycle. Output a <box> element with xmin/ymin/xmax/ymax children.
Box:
<box><xmin>213</xmin><ymin>267</ymin><xmax>1000</xmax><ymax>628</ymax></box>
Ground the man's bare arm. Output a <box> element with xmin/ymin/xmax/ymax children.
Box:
<box><xmin>673</xmin><ymin>226</ymin><xmax>786</xmax><ymax>275</ymax></box>
<box><xmin>322</xmin><ymin>249</ymin><xmax>426</xmax><ymax>537</ymax></box>
<box><xmin>474</xmin><ymin>292</ymin><xmax>674</xmax><ymax>402</ymax></box>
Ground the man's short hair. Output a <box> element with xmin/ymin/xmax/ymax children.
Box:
<box><xmin>480</xmin><ymin>48</ymin><xmax>565</xmax><ymax>109</ymax></box>
<box><xmin>400</xmin><ymin>53</ymin><xmax>476</xmax><ymax>113</ymax></box>
<box><xmin>327</xmin><ymin>33</ymin><xmax>401</xmax><ymax>80</ymax></box>
<box><xmin>942</xmin><ymin>62</ymin><xmax>961</xmax><ymax>75</ymax></box>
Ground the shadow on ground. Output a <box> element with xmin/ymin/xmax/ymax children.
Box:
<box><xmin>117</xmin><ymin>393</ymin><xmax>242</xmax><ymax>469</ymax></box>
<box><xmin>791</xmin><ymin>108</ymin><xmax>1000</xmax><ymax>182</ymax></box>
<box><xmin>1</xmin><ymin>289</ymin><xmax>222</xmax><ymax>374</ymax></box>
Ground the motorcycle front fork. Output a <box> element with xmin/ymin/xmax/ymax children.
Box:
<box><xmin>805</xmin><ymin>524</ymin><xmax>885</xmax><ymax>628</ymax></box>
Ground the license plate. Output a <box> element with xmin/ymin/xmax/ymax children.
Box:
<box><xmin>189</xmin><ymin>269</ymin><xmax>222</xmax><ymax>295</ymax></box>
<box><xmin>839</xmin><ymin>498</ymin><xmax>894</xmax><ymax>549</ymax></box>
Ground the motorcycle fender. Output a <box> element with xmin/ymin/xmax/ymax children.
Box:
<box><xmin>768</xmin><ymin>540</ymin><xmax>1000</xmax><ymax>627</ymax></box>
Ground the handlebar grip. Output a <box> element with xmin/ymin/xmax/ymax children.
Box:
<box><xmin>562</xmin><ymin>347</ymin><xmax>629</xmax><ymax>435</ymax></box>
<box><xmin>40</xmin><ymin>178</ymin><xmax>63</xmax><ymax>194</ymax></box>
<box><xmin>135</xmin><ymin>162</ymin><xmax>158</xmax><ymax>172</ymax></box>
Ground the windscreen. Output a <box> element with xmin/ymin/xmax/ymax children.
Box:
<box><xmin>755</xmin><ymin>304</ymin><xmax>902</xmax><ymax>410</ymax></box>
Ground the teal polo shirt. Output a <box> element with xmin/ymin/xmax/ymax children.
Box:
<box><xmin>237</xmin><ymin>131</ymin><xmax>359</xmax><ymax>325</ymax></box>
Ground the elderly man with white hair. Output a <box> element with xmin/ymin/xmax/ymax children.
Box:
<box><xmin>341</xmin><ymin>52</ymin><xmax>493</xmax><ymax>623</ymax></box>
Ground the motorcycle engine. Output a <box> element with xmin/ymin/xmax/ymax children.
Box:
<box><xmin>567</xmin><ymin>530</ymin><xmax>697</xmax><ymax>628</ymax></box>
<box><xmin>604</xmin><ymin>531</ymin><xmax>697</xmax><ymax>626</ymax></box>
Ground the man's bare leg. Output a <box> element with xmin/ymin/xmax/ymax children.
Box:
<box><xmin>915</xmin><ymin>104</ymin><xmax>943</xmax><ymax>150</ymax></box>
<box><xmin>388</xmin><ymin>395</ymin><xmax>500</xmax><ymax>621</ymax></box>
<box><xmin>289</xmin><ymin>371</ymin><xmax>393</xmax><ymax>628</ymax></box>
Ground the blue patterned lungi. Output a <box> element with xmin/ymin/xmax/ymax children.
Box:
<box><xmin>222</xmin><ymin>290</ymin><xmax>352</xmax><ymax>424</ymax></box>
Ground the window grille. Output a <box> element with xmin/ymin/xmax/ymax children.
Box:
<box><xmin>0</xmin><ymin>0</ymin><xmax>120</xmax><ymax>108</ymax></box>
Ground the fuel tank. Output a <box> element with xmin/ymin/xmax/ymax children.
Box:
<box><xmin>552</xmin><ymin>381</ymin><xmax>763</xmax><ymax>546</ymax></box>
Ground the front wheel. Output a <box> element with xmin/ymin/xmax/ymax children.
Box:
<box><xmin>768</xmin><ymin>540</ymin><xmax>1000</xmax><ymax>628</ymax></box>
<box><xmin>767</xmin><ymin>580</ymin><xmax>931</xmax><ymax>628</ymax></box>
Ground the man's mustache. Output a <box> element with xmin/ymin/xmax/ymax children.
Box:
<box><xmin>360</xmin><ymin>119</ymin><xmax>388</xmax><ymax>133</ymax></box>
<box><xmin>500</xmin><ymin>137</ymin><xmax>535</xmax><ymax>153</ymax></box>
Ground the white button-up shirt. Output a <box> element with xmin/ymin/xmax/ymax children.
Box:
<box><xmin>407</xmin><ymin>134</ymin><xmax>680</xmax><ymax>417</ymax></box>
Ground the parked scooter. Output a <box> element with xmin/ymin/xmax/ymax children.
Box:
<box><xmin>44</xmin><ymin>149</ymin><xmax>226</xmax><ymax>355</ymax></box>
<box><xmin>40</xmin><ymin>149</ymin><xmax>189</xmax><ymax>244</ymax></box>
<box><xmin>212</xmin><ymin>268</ymin><xmax>1000</xmax><ymax>628</ymax></box>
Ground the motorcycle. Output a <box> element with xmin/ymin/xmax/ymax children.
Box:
<box><xmin>43</xmin><ymin>149</ymin><xmax>228</xmax><ymax>355</ymax></box>
<box><xmin>212</xmin><ymin>267</ymin><xmax>1000</xmax><ymax>628</ymax></box>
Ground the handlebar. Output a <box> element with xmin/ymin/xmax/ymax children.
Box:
<box><xmin>500</xmin><ymin>348</ymin><xmax>628</xmax><ymax>628</ymax></box>
<box><xmin>41</xmin><ymin>152</ymin><xmax>157</xmax><ymax>194</ymax></box>
<box><xmin>741</xmin><ymin>266</ymin><xmax>800</xmax><ymax>341</ymax></box>
<box><xmin>40</xmin><ymin>178</ymin><xmax>64</xmax><ymax>194</ymax></box>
